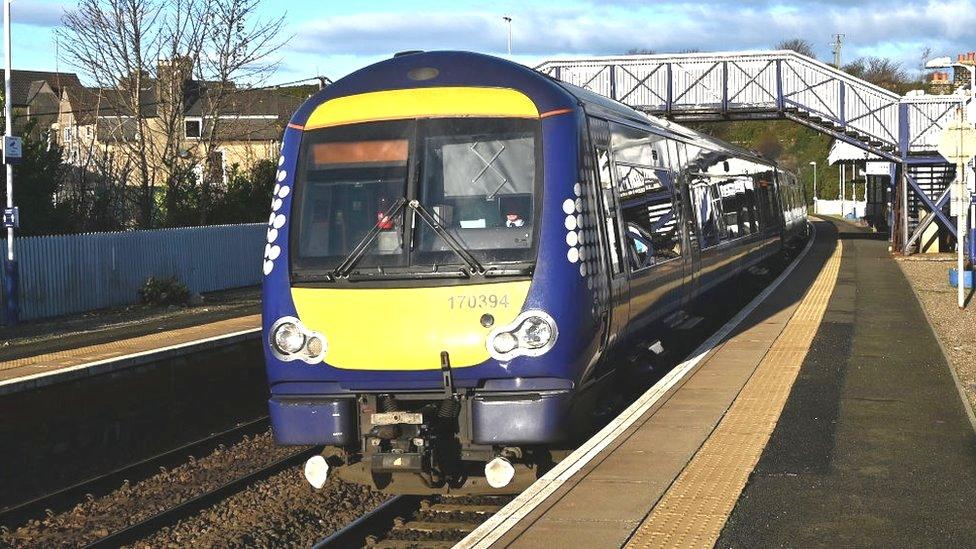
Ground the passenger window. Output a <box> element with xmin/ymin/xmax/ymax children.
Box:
<box><xmin>691</xmin><ymin>177</ymin><xmax>723</xmax><ymax>248</ymax></box>
<box><xmin>620</xmin><ymin>168</ymin><xmax>681</xmax><ymax>269</ymax></box>
<box><xmin>716</xmin><ymin>177</ymin><xmax>759</xmax><ymax>239</ymax></box>
<box><xmin>610</xmin><ymin>123</ymin><xmax>666</xmax><ymax>166</ymax></box>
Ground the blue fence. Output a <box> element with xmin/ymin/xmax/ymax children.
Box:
<box><xmin>1</xmin><ymin>223</ymin><xmax>265</xmax><ymax>321</ymax></box>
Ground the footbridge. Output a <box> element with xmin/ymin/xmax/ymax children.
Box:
<box><xmin>536</xmin><ymin>50</ymin><xmax>965</xmax><ymax>253</ymax></box>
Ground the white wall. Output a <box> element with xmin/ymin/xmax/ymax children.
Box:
<box><xmin>814</xmin><ymin>199</ymin><xmax>866</xmax><ymax>219</ymax></box>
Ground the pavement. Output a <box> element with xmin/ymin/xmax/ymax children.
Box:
<box><xmin>463</xmin><ymin>217</ymin><xmax>976</xmax><ymax>548</ymax></box>
<box><xmin>0</xmin><ymin>287</ymin><xmax>261</xmax><ymax>394</ymax></box>
<box><xmin>717</xmin><ymin>218</ymin><xmax>976</xmax><ymax>547</ymax></box>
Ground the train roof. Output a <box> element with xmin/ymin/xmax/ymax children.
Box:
<box><xmin>290</xmin><ymin>50</ymin><xmax>577</xmax><ymax>126</ymax></box>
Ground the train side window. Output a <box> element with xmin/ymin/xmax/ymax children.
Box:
<box><xmin>610</xmin><ymin>123</ymin><xmax>666</xmax><ymax>167</ymax></box>
<box><xmin>620</xmin><ymin>168</ymin><xmax>681</xmax><ymax>269</ymax></box>
<box><xmin>691</xmin><ymin>177</ymin><xmax>723</xmax><ymax>248</ymax></box>
<box><xmin>715</xmin><ymin>177</ymin><xmax>758</xmax><ymax>239</ymax></box>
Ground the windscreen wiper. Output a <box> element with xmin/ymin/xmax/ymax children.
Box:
<box><xmin>333</xmin><ymin>197</ymin><xmax>407</xmax><ymax>278</ymax></box>
<box><xmin>408</xmin><ymin>200</ymin><xmax>485</xmax><ymax>275</ymax></box>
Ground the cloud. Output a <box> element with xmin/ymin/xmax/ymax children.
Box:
<box><xmin>289</xmin><ymin>0</ymin><xmax>976</xmax><ymax>72</ymax></box>
<box><xmin>14</xmin><ymin>3</ymin><xmax>63</xmax><ymax>28</ymax></box>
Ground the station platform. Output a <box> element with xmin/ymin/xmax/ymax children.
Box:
<box><xmin>0</xmin><ymin>314</ymin><xmax>260</xmax><ymax>395</ymax></box>
<box><xmin>461</xmin><ymin>218</ymin><xmax>976</xmax><ymax>548</ymax></box>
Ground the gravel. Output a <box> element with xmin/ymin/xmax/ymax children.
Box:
<box><xmin>897</xmin><ymin>258</ymin><xmax>976</xmax><ymax>414</ymax></box>
<box><xmin>0</xmin><ymin>430</ymin><xmax>374</xmax><ymax>548</ymax></box>
<box><xmin>133</xmin><ymin>472</ymin><xmax>387</xmax><ymax>548</ymax></box>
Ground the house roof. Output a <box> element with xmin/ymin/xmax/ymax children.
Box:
<box><xmin>10</xmin><ymin>70</ymin><xmax>82</xmax><ymax>107</ymax></box>
<box><xmin>58</xmin><ymin>75</ymin><xmax>310</xmax><ymax>142</ymax></box>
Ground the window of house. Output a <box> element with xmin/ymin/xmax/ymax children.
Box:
<box><xmin>62</xmin><ymin>126</ymin><xmax>72</xmax><ymax>143</ymax></box>
<box><xmin>184</xmin><ymin>118</ymin><xmax>202</xmax><ymax>139</ymax></box>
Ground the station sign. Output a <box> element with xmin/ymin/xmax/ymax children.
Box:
<box><xmin>2</xmin><ymin>135</ymin><xmax>21</xmax><ymax>164</ymax></box>
<box><xmin>2</xmin><ymin>206</ymin><xmax>18</xmax><ymax>229</ymax></box>
<box><xmin>864</xmin><ymin>161</ymin><xmax>892</xmax><ymax>176</ymax></box>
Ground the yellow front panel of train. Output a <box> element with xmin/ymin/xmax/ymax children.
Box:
<box><xmin>291</xmin><ymin>281</ymin><xmax>531</xmax><ymax>370</ymax></box>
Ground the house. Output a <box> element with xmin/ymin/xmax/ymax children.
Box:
<box><xmin>6</xmin><ymin>69</ymin><xmax>83</xmax><ymax>135</ymax></box>
<box><xmin>44</xmin><ymin>58</ymin><xmax>312</xmax><ymax>187</ymax></box>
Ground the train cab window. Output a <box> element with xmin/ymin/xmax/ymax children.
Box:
<box><xmin>293</xmin><ymin>120</ymin><xmax>413</xmax><ymax>272</ymax></box>
<box><xmin>618</xmin><ymin>167</ymin><xmax>681</xmax><ymax>269</ymax></box>
<box><xmin>415</xmin><ymin>117</ymin><xmax>540</xmax><ymax>265</ymax></box>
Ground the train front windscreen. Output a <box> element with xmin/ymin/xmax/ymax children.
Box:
<box><xmin>291</xmin><ymin>117</ymin><xmax>541</xmax><ymax>280</ymax></box>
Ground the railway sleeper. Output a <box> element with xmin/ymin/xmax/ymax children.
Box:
<box><xmin>387</xmin><ymin>520</ymin><xmax>477</xmax><ymax>540</ymax></box>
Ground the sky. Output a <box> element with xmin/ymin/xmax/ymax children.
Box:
<box><xmin>11</xmin><ymin>0</ymin><xmax>976</xmax><ymax>85</ymax></box>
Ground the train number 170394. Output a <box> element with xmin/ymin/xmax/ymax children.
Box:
<box><xmin>448</xmin><ymin>294</ymin><xmax>510</xmax><ymax>310</ymax></box>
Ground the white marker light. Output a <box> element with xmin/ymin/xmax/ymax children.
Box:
<box><xmin>304</xmin><ymin>455</ymin><xmax>330</xmax><ymax>489</ymax></box>
<box><xmin>492</xmin><ymin>332</ymin><xmax>518</xmax><ymax>354</ymax></box>
<box><xmin>484</xmin><ymin>457</ymin><xmax>516</xmax><ymax>489</ymax></box>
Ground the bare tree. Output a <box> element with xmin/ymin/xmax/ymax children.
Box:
<box><xmin>193</xmin><ymin>0</ymin><xmax>287</xmax><ymax>223</ymax></box>
<box><xmin>59</xmin><ymin>0</ymin><xmax>165</xmax><ymax>227</ymax></box>
<box><xmin>842</xmin><ymin>57</ymin><xmax>911</xmax><ymax>92</ymax></box>
<box><xmin>776</xmin><ymin>38</ymin><xmax>816</xmax><ymax>59</ymax></box>
<box><xmin>58</xmin><ymin>0</ymin><xmax>287</xmax><ymax>228</ymax></box>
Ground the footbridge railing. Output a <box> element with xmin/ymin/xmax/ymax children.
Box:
<box><xmin>536</xmin><ymin>50</ymin><xmax>966</xmax><ymax>252</ymax></box>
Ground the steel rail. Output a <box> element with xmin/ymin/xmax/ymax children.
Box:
<box><xmin>0</xmin><ymin>415</ymin><xmax>271</xmax><ymax>530</ymax></box>
<box><xmin>312</xmin><ymin>495</ymin><xmax>416</xmax><ymax>548</ymax></box>
<box><xmin>83</xmin><ymin>445</ymin><xmax>321</xmax><ymax>548</ymax></box>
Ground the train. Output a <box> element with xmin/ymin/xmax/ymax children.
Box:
<box><xmin>261</xmin><ymin>50</ymin><xmax>807</xmax><ymax>495</ymax></box>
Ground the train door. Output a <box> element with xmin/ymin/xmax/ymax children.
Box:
<box><xmin>587</xmin><ymin>116</ymin><xmax>630</xmax><ymax>348</ymax></box>
<box><xmin>676</xmin><ymin>170</ymin><xmax>701</xmax><ymax>307</ymax></box>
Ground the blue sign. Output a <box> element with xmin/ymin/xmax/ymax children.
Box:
<box><xmin>2</xmin><ymin>206</ymin><xmax>18</xmax><ymax>229</ymax></box>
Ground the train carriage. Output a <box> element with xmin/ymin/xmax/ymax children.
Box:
<box><xmin>261</xmin><ymin>51</ymin><xmax>807</xmax><ymax>494</ymax></box>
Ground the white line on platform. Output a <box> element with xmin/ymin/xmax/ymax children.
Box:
<box><xmin>456</xmin><ymin>223</ymin><xmax>817</xmax><ymax>549</ymax></box>
<box><xmin>0</xmin><ymin>327</ymin><xmax>261</xmax><ymax>392</ymax></box>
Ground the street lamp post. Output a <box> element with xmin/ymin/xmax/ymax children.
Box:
<box><xmin>809</xmin><ymin>161</ymin><xmax>817</xmax><ymax>213</ymax></box>
<box><xmin>2</xmin><ymin>0</ymin><xmax>16</xmax><ymax>325</ymax></box>
<box><xmin>502</xmin><ymin>16</ymin><xmax>512</xmax><ymax>56</ymax></box>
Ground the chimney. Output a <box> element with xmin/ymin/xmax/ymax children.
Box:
<box><xmin>157</xmin><ymin>56</ymin><xmax>194</xmax><ymax>117</ymax></box>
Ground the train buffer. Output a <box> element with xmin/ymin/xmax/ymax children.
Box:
<box><xmin>460</xmin><ymin>217</ymin><xmax>976</xmax><ymax>548</ymax></box>
<box><xmin>0</xmin><ymin>311</ymin><xmax>259</xmax><ymax>396</ymax></box>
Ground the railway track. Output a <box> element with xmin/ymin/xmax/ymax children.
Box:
<box><xmin>317</xmin><ymin>494</ymin><xmax>512</xmax><ymax>548</ymax></box>
<box><xmin>0</xmin><ymin>416</ymin><xmax>273</xmax><ymax>531</ymax></box>
<box><xmin>1</xmin><ymin>415</ymin><xmax>321</xmax><ymax>547</ymax></box>
<box><xmin>83</xmin><ymin>445</ymin><xmax>320</xmax><ymax>548</ymax></box>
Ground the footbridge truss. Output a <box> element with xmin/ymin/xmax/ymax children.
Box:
<box><xmin>536</xmin><ymin>50</ymin><xmax>965</xmax><ymax>253</ymax></box>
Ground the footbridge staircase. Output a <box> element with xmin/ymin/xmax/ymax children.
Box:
<box><xmin>536</xmin><ymin>50</ymin><xmax>966</xmax><ymax>253</ymax></box>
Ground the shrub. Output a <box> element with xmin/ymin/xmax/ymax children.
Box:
<box><xmin>138</xmin><ymin>276</ymin><xmax>190</xmax><ymax>306</ymax></box>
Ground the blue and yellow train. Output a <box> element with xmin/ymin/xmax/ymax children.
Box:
<box><xmin>261</xmin><ymin>51</ymin><xmax>807</xmax><ymax>494</ymax></box>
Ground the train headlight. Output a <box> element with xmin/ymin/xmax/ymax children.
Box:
<box><xmin>515</xmin><ymin>316</ymin><xmax>554</xmax><ymax>349</ymax></box>
<box><xmin>487</xmin><ymin>310</ymin><xmax>558</xmax><ymax>361</ymax></box>
<box><xmin>270</xmin><ymin>317</ymin><xmax>327</xmax><ymax>364</ymax></box>
<box><xmin>273</xmin><ymin>321</ymin><xmax>306</xmax><ymax>354</ymax></box>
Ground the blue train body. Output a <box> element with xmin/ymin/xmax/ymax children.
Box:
<box><xmin>261</xmin><ymin>51</ymin><xmax>807</xmax><ymax>493</ymax></box>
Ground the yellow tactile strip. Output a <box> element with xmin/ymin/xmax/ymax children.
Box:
<box><xmin>626</xmin><ymin>240</ymin><xmax>843</xmax><ymax>549</ymax></box>
<box><xmin>0</xmin><ymin>314</ymin><xmax>261</xmax><ymax>378</ymax></box>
